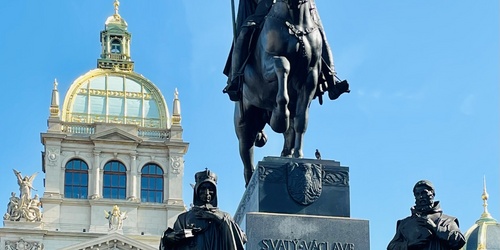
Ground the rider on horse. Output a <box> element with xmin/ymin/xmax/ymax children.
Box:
<box><xmin>223</xmin><ymin>0</ymin><xmax>348</xmax><ymax>102</ymax></box>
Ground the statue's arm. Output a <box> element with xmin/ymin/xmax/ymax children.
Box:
<box><xmin>387</xmin><ymin>226</ymin><xmax>408</xmax><ymax>249</ymax></box>
<box><xmin>160</xmin><ymin>215</ymin><xmax>195</xmax><ymax>248</ymax></box>
<box><xmin>435</xmin><ymin>217</ymin><xmax>466</xmax><ymax>249</ymax></box>
<box><xmin>13</xmin><ymin>169</ymin><xmax>22</xmax><ymax>183</ymax></box>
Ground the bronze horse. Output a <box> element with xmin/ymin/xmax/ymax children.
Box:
<box><xmin>235</xmin><ymin>0</ymin><xmax>346</xmax><ymax>185</ymax></box>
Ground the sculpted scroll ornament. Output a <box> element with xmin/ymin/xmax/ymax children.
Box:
<box><xmin>258</xmin><ymin>164</ymin><xmax>348</xmax><ymax>187</ymax></box>
<box><xmin>323</xmin><ymin>170</ymin><xmax>349</xmax><ymax>186</ymax></box>
<box><xmin>5</xmin><ymin>239</ymin><xmax>43</xmax><ymax>250</ymax></box>
<box><xmin>258</xmin><ymin>165</ymin><xmax>285</xmax><ymax>182</ymax></box>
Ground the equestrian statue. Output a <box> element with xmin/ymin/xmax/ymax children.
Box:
<box><xmin>223</xmin><ymin>0</ymin><xmax>350</xmax><ymax>186</ymax></box>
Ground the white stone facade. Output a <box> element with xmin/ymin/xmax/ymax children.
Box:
<box><xmin>0</xmin><ymin>2</ymin><xmax>188</xmax><ymax>249</ymax></box>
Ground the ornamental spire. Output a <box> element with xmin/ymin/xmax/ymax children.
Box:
<box><xmin>98</xmin><ymin>0</ymin><xmax>133</xmax><ymax>71</ymax></box>
<box><xmin>172</xmin><ymin>88</ymin><xmax>182</xmax><ymax>125</ymax></box>
<box><xmin>50</xmin><ymin>79</ymin><xmax>60</xmax><ymax>118</ymax></box>
<box><xmin>114</xmin><ymin>0</ymin><xmax>120</xmax><ymax>17</ymax></box>
<box><xmin>478</xmin><ymin>176</ymin><xmax>495</xmax><ymax>223</ymax></box>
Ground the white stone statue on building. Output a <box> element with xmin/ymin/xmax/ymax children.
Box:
<box><xmin>4</xmin><ymin>170</ymin><xmax>42</xmax><ymax>222</ymax></box>
<box><xmin>105</xmin><ymin>205</ymin><xmax>127</xmax><ymax>231</ymax></box>
<box><xmin>4</xmin><ymin>192</ymin><xmax>21</xmax><ymax>221</ymax></box>
<box><xmin>13</xmin><ymin>169</ymin><xmax>38</xmax><ymax>206</ymax></box>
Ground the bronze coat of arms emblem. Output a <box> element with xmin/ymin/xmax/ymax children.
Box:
<box><xmin>286</xmin><ymin>162</ymin><xmax>323</xmax><ymax>205</ymax></box>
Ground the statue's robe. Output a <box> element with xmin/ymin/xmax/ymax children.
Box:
<box><xmin>387</xmin><ymin>202</ymin><xmax>466</xmax><ymax>250</ymax></box>
<box><xmin>160</xmin><ymin>206</ymin><xmax>246</xmax><ymax>250</ymax></box>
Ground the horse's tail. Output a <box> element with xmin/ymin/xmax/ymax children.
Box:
<box><xmin>254</xmin><ymin>131</ymin><xmax>267</xmax><ymax>148</ymax></box>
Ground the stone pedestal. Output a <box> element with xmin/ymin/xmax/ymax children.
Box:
<box><xmin>246</xmin><ymin>212</ymin><xmax>369</xmax><ymax>250</ymax></box>
<box><xmin>234</xmin><ymin>157</ymin><xmax>370</xmax><ymax>249</ymax></box>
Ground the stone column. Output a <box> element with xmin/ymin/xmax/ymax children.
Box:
<box><xmin>106</xmin><ymin>35</ymin><xmax>110</xmax><ymax>55</ymax></box>
<box><xmin>59</xmin><ymin>165</ymin><xmax>65</xmax><ymax>197</ymax></box>
<box><xmin>128</xmin><ymin>154</ymin><xmax>138</xmax><ymax>201</ymax></box>
<box><xmin>101</xmin><ymin>33</ymin><xmax>105</xmax><ymax>56</ymax></box>
<box><xmin>91</xmin><ymin>151</ymin><xmax>101</xmax><ymax>199</ymax></box>
<box><xmin>127</xmin><ymin>39</ymin><xmax>130</xmax><ymax>57</ymax></box>
<box><xmin>163</xmin><ymin>172</ymin><xmax>168</xmax><ymax>203</ymax></box>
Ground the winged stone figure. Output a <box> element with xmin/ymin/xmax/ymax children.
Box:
<box><xmin>13</xmin><ymin>169</ymin><xmax>38</xmax><ymax>205</ymax></box>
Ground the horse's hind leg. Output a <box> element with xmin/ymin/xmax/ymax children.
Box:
<box><xmin>270</xmin><ymin>56</ymin><xmax>290</xmax><ymax>133</ymax></box>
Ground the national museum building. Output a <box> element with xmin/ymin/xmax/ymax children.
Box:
<box><xmin>0</xmin><ymin>2</ymin><xmax>188</xmax><ymax>249</ymax></box>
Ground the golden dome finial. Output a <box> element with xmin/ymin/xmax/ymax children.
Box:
<box><xmin>53</xmin><ymin>78</ymin><xmax>58</xmax><ymax>90</ymax></box>
<box><xmin>479</xmin><ymin>175</ymin><xmax>493</xmax><ymax>221</ymax></box>
<box><xmin>114</xmin><ymin>0</ymin><xmax>120</xmax><ymax>17</ymax></box>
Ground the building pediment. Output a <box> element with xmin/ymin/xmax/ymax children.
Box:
<box><xmin>59</xmin><ymin>233</ymin><xmax>156</xmax><ymax>250</ymax></box>
<box><xmin>90</xmin><ymin>128</ymin><xmax>143</xmax><ymax>143</ymax></box>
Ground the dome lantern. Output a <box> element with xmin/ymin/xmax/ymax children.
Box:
<box><xmin>97</xmin><ymin>0</ymin><xmax>134</xmax><ymax>71</ymax></box>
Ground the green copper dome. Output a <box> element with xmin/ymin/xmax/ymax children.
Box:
<box><xmin>461</xmin><ymin>179</ymin><xmax>500</xmax><ymax>250</ymax></box>
<box><xmin>463</xmin><ymin>220</ymin><xmax>500</xmax><ymax>250</ymax></box>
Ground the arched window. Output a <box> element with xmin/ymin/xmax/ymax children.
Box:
<box><xmin>110</xmin><ymin>39</ymin><xmax>121</xmax><ymax>53</ymax></box>
<box><xmin>103</xmin><ymin>161</ymin><xmax>127</xmax><ymax>199</ymax></box>
<box><xmin>141</xmin><ymin>164</ymin><xmax>164</xmax><ymax>203</ymax></box>
<box><xmin>64</xmin><ymin>159</ymin><xmax>88</xmax><ymax>199</ymax></box>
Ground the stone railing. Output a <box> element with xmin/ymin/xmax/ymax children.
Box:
<box><xmin>138</xmin><ymin>128</ymin><xmax>170</xmax><ymax>140</ymax></box>
<box><xmin>62</xmin><ymin>123</ymin><xmax>96</xmax><ymax>135</ymax></box>
<box><xmin>61</xmin><ymin>122</ymin><xmax>170</xmax><ymax>140</ymax></box>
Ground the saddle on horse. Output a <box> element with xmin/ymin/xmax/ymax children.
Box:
<box><xmin>223</xmin><ymin>0</ymin><xmax>349</xmax><ymax>103</ymax></box>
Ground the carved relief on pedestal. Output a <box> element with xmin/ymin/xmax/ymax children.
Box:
<box><xmin>4</xmin><ymin>170</ymin><xmax>42</xmax><ymax>222</ymax></box>
<box><xmin>5</xmin><ymin>239</ymin><xmax>44</xmax><ymax>250</ymax></box>
<box><xmin>286</xmin><ymin>162</ymin><xmax>323</xmax><ymax>205</ymax></box>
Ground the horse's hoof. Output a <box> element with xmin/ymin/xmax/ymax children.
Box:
<box><xmin>292</xmin><ymin>150</ymin><xmax>303</xmax><ymax>158</ymax></box>
<box><xmin>254</xmin><ymin>131</ymin><xmax>267</xmax><ymax>147</ymax></box>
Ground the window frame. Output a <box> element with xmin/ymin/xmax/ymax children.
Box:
<box><xmin>103</xmin><ymin>160</ymin><xmax>127</xmax><ymax>200</ymax></box>
<box><xmin>110</xmin><ymin>39</ymin><xmax>122</xmax><ymax>54</ymax></box>
<box><xmin>140</xmin><ymin>163</ymin><xmax>164</xmax><ymax>203</ymax></box>
<box><xmin>64</xmin><ymin>159</ymin><xmax>89</xmax><ymax>199</ymax></box>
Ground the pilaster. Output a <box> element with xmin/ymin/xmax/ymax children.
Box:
<box><xmin>128</xmin><ymin>153</ymin><xmax>138</xmax><ymax>201</ymax></box>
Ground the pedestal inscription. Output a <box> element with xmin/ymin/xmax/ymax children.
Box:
<box><xmin>246</xmin><ymin>212</ymin><xmax>370</xmax><ymax>250</ymax></box>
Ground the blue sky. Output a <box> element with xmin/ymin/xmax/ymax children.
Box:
<box><xmin>0</xmin><ymin>1</ymin><xmax>498</xmax><ymax>249</ymax></box>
